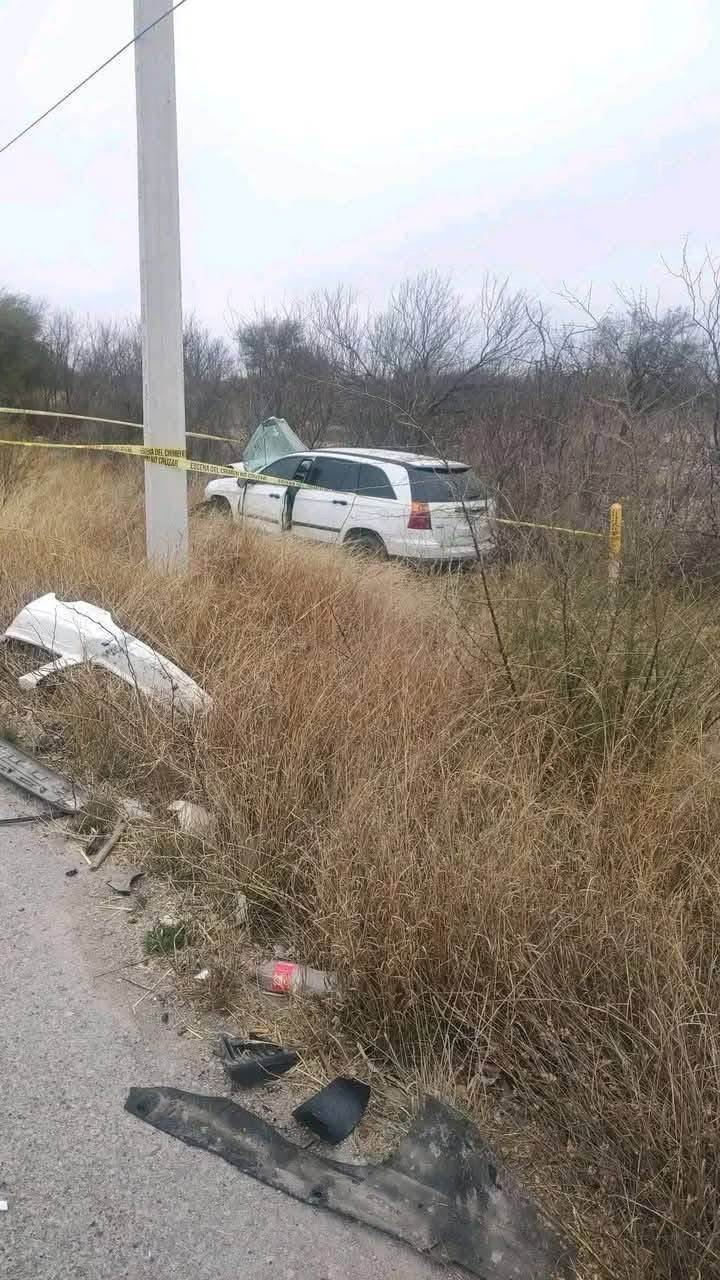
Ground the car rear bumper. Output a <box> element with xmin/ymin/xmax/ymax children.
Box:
<box><xmin>386</xmin><ymin>535</ymin><xmax>493</xmax><ymax>563</ymax></box>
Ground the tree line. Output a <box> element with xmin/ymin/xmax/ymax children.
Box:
<box><xmin>3</xmin><ymin>246</ymin><xmax>720</xmax><ymax>542</ymax></box>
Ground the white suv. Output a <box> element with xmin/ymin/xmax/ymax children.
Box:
<box><xmin>203</xmin><ymin>420</ymin><xmax>494</xmax><ymax>564</ymax></box>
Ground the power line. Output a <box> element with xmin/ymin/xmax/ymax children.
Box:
<box><xmin>0</xmin><ymin>0</ymin><xmax>189</xmax><ymax>158</ymax></box>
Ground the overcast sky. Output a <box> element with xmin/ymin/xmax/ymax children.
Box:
<box><xmin>1</xmin><ymin>0</ymin><xmax>717</xmax><ymax>331</ymax></box>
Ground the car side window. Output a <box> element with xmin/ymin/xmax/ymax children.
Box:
<box><xmin>357</xmin><ymin>463</ymin><xmax>396</xmax><ymax>500</ymax></box>
<box><xmin>258</xmin><ymin>455</ymin><xmax>303</xmax><ymax>481</ymax></box>
<box><xmin>306</xmin><ymin>456</ymin><xmax>360</xmax><ymax>493</ymax></box>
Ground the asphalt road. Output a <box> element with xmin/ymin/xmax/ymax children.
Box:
<box><xmin>0</xmin><ymin>781</ymin><xmax>443</xmax><ymax>1280</ymax></box>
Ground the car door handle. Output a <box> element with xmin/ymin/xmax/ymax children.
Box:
<box><xmin>268</xmin><ymin>493</ymin><xmax>281</xmax><ymax>500</ymax></box>
<box><xmin>332</xmin><ymin>498</ymin><xmax>348</xmax><ymax>506</ymax></box>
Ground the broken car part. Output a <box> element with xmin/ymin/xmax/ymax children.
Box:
<box><xmin>5</xmin><ymin>593</ymin><xmax>209</xmax><ymax>713</ymax></box>
<box><xmin>220</xmin><ymin>1035</ymin><xmax>299</xmax><ymax>1086</ymax></box>
<box><xmin>107</xmin><ymin>868</ymin><xmax>144</xmax><ymax>895</ymax></box>
<box><xmin>167</xmin><ymin>800</ymin><xmax>215</xmax><ymax>837</ymax></box>
<box><xmin>202</xmin><ymin>418</ymin><xmax>309</xmax><ymax>517</ymax></box>
<box><xmin>256</xmin><ymin>960</ymin><xmax>335</xmax><ymax>997</ymax></box>
<box><xmin>293</xmin><ymin>1076</ymin><xmax>370</xmax><ymax>1145</ymax></box>
<box><xmin>125</xmin><ymin>1088</ymin><xmax>574</xmax><ymax>1278</ymax></box>
<box><xmin>0</xmin><ymin>736</ymin><xmax>85</xmax><ymax>814</ymax></box>
<box><xmin>239</xmin><ymin>417</ymin><xmax>307</xmax><ymax>476</ymax></box>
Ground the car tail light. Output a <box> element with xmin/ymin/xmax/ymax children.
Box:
<box><xmin>408</xmin><ymin>501</ymin><xmax>432</xmax><ymax>530</ymax></box>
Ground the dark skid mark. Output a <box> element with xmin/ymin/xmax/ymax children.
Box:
<box><xmin>125</xmin><ymin>1087</ymin><xmax>575</xmax><ymax>1278</ymax></box>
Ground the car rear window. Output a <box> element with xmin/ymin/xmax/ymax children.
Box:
<box><xmin>408</xmin><ymin>466</ymin><xmax>487</xmax><ymax>504</ymax></box>
<box><xmin>357</xmin><ymin>463</ymin><xmax>396</xmax><ymax>500</ymax></box>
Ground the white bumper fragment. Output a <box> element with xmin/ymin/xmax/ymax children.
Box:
<box><xmin>4</xmin><ymin>592</ymin><xmax>210</xmax><ymax>714</ymax></box>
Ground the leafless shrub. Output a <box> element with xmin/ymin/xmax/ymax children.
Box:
<box><xmin>312</xmin><ymin>270</ymin><xmax>532</xmax><ymax>448</ymax></box>
<box><xmin>234</xmin><ymin>305</ymin><xmax>336</xmax><ymax>445</ymax></box>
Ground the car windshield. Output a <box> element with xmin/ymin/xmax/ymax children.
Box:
<box><xmin>242</xmin><ymin>417</ymin><xmax>307</xmax><ymax>472</ymax></box>
<box><xmin>408</xmin><ymin>466</ymin><xmax>487</xmax><ymax>504</ymax></box>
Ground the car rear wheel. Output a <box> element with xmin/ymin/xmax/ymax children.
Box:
<box><xmin>344</xmin><ymin>530</ymin><xmax>387</xmax><ymax>559</ymax></box>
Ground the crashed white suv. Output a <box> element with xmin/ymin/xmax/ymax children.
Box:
<box><xmin>203</xmin><ymin>419</ymin><xmax>494</xmax><ymax>563</ymax></box>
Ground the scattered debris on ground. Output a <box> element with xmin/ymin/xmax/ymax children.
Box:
<box><xmin>4</xmin><ymin>592</ymin><xmax>210</xmax><ymax>713</ymax></box>
<box><xmin>256</xmin><ymin>959</ymin><xmax>335</xmax><ymax>996</ymax></box>
<box><xmin>0</xmin><ymin>735</ymin><xmax>85</xmax><ymax>813</ymax></box>
<box><xmin>0</xmin><ymin>811</ymin><xmax>51</xmax><ymax>825</ymax></box>
<box><xmin>0</xmin><ymin>680</ymin><xmax>583</xmax><ymax>1274</ymax></box>
<box><xmin>167</xmin><ymin>799</ymin><xmax>214</xmax><ymax>837</ymax></box>
<box><xmin>88</xmin><ymin>819</ymin><xmax>126</xmax><ymax>871</ymax></box>
<box><xmin>107</xmin><ymin>868</ymin><xmax>144</xmax><ymax>895</ymax></box>
<box><xmin>293</xmin><ymin>1076</ymin><xmax>371</xmax><ymax>1145</ymax></box>
<box><xmin>220</xmin><ymin>1034</ymin><xmax>299</xmax><ymax>1087</ymax></box>
<box><xmin>125</xmin><ymin>1087</ymin><xmax>574</xmax><ymax>1278</ymax></box>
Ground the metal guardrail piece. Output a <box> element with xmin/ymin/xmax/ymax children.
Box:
<box><xmin>0</xmin><ymin>738</ymin><xmax>86</xmax><ymax>815</ymax></box>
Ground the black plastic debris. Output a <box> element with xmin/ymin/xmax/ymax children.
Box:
<box><xmin>293</xmin><ymin>1076</ymin><xmax>369</xmax><ymax>1144</ymax></box>
<box><xmin>0</xmin><ymin>812</ymin><xmax>55</xmax><ymax>826</ymax></box>
<box><xmin>125</xmin><ymin>1087</ymin><xmax>575</xmax><ymax>1278</ymax></box>
<box><xmin>220</xmin><ymin>1035</ymin><xmax>298</xmax><ymax>1087</ymax></box>
<box><xmin>107</xmin><ymin>868</ymin><xmax>144</xmax><ymax>895</ymax></box>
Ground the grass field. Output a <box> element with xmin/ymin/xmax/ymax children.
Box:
<box><xmin>1</xmin><ymin>452</ymin><xmax>719</xmax><ymax>1278</ymax></box>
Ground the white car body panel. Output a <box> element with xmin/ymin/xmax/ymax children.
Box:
<box><xmin>291</xmin><ymin>484</ymin><xmax>352</xmax><ymax>542</ymax></box>
<box><xmin>241</xmin><ymin>475</ymin><xmax>286</xmax><ymax>533</ymax></box>
<box><xmin>205</xmin><ymin>465</ymin><xmax>245</xmax><ymax>517</ymax></box>
<box><xmin>4</xmin><ymin>593</ymin><xmax>210</xmax><ymax>713</ymax></box>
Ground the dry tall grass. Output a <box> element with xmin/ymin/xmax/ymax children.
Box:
<box><xmin>1</xmin><ymin>453</ymin><xmax>719</xmax><ymax>1278</ymax></box>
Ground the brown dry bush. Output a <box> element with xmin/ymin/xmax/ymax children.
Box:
<box><xmin>1</xmin><ymin>454</ymin><xmax>719</xmax><ymax>1277</ymax></box>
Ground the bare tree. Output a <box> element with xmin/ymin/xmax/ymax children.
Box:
<box><xmin>234</xmin><ymin>305</ymin><xmax>337</xmax><ymax>445</ymax></box>
<box><xmin>667</xmin><ymin>244</ymin><xmax>720</xmax><ymax>448</ymax></box>
<box><xmin>75</xmin><ymin>319</ymin><xmax>143</xmax><ymax>427</ymax></box>
<box><xmin>182</xmin><ymin>315</ymin><xmax>239</xmax><ymax>455</ymax></box>
<box><xmin>41</xmin><ymin>310</ymin><xmax>82</xmax><ymax>414</ymax></box>
<box><xmin>312</xmin><ymin>271</ymin><xmax>532</xmax><ymax>449</ymax></box>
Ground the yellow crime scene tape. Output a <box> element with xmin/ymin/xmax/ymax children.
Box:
<box><xmin>0</xmin><ymin>435</ymin><xmax>239</xmax><ymax>477</ymax></box>
<box><xmin>0</xmin><ymin>405</ymin><xmax>238</xmax><ymax>446</ymax></box>
<box><xmin>0</xmin><ymin>414</ymin><xmax>614</xmax><ymax>542</ymax></box>
<box><xmin>495</xmin><ymin>516</ymin><xmax>603</xmax><ymax>539</ymax></box>
<box><xmin>0</xmin><ymin>430</ymin><xmax>310</xmax><ymax>485</ymax></box>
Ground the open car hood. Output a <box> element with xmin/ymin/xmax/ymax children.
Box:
<box><xmin>240</xmin><ymin>417</ymin><xmax>306</xmax><ymax>473</ymax></box>
<box><xmin>5</xmin><ymin>593</ymin><xmax>210</xmax><ymax>714</ymax></box>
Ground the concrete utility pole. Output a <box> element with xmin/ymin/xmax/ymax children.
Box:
<box><xmin>134</xmin><ymin>0</ymin><xmax>188</xmax><ymax>568</ymax></box>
